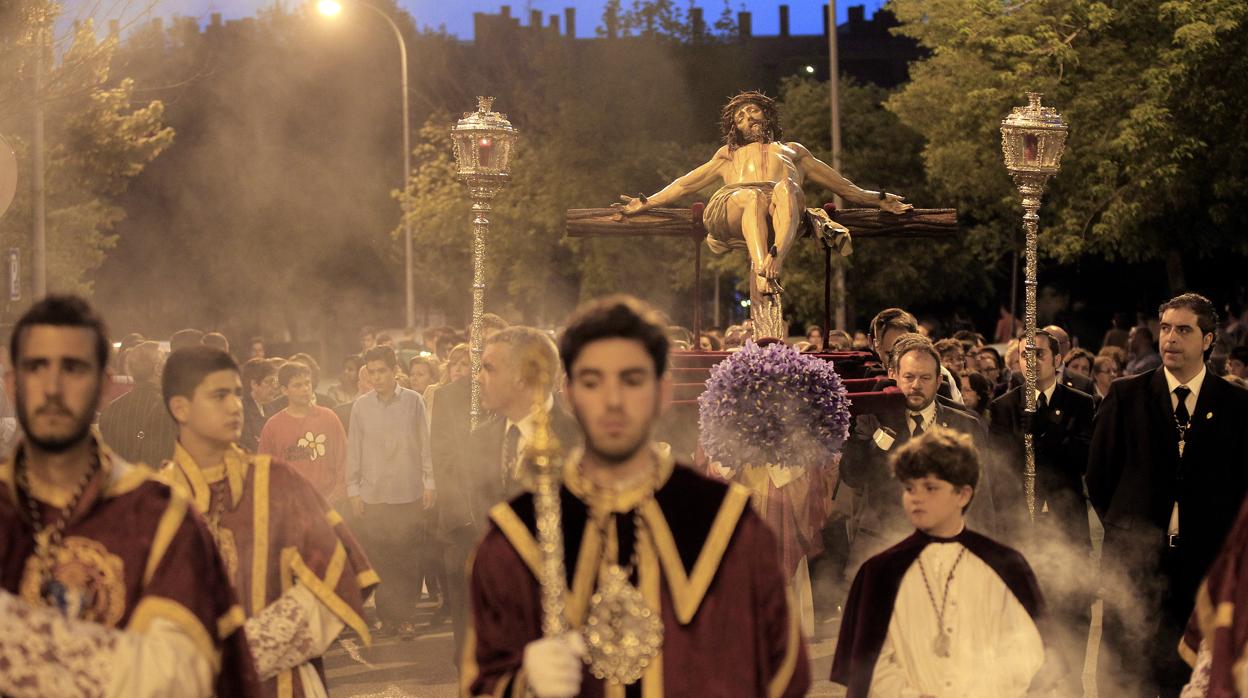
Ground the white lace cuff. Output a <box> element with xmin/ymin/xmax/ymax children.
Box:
<box><xmin>244</xmin><ymin>583</ymin><xmax>344</xmax><ymax>680</ymax></box>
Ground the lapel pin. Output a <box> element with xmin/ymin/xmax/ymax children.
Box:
<box><xmin>1055</xmin><ymin>409</ymin><xmax>1062</xmax><ymax>416</ymax></box>
<box><xmin>1207</xmin><ymin>411</ymin><xmax>1213</xmax><ymax>420</ymax></box>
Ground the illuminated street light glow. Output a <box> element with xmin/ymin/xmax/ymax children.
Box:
<box><xmin>317</xmin><ymin>0</ymin><xmax>343</xmax><ymax>17</ymax></box>
<box><xmin>804</xmin><ymin>65</ymin><xmax>815</xmax><ymax>74</ymax></box>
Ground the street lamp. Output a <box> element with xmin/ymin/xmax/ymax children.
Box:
<box><xmin>317</xmin><ymin>0</ymin><xmax>415</xmax><ymax>331</ymax></box>
<box><xmin>1000</xmin><ymin>92</ymin><xmax>1068</xmax><ymax>520</ymax></box>
<box><xmin>450</xmin><ymin>96</ymin><xmax>518</xmax><ymax>429</ymax></box>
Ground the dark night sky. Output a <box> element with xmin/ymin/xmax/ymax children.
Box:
<box><xmin>61</xmin><ymin>0</ymin><xmax>888</xmax><ymax>39</ymax></box>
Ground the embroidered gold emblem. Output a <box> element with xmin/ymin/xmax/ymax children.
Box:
<box><xmin>20</xmin><ymin>535</ymin><xmax>126</xmax><ymax>625</ymax></box>
<box><xmin>210</xmin><ymin>524</ymin><xmax>240</xmax><ymax>585</ymax></box>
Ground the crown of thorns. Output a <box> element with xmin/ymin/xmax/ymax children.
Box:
<box><xmin>720</xmin><ymin>91</ymin><xmax>782</xmax><ymax>150</ymax></box>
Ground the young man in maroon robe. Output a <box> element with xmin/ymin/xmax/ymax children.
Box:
<box><xmin>161</xmin><ymin>346</ymin><xmax>379</xmax><ymax>697</ymax></box>
<box><xmin>831</xmin><ymin>427</ymin><xmax>1053</xmax><ymax>697</ymax></box>
<box><xmin>462</xmin><ymin>295</ymin><xmax>809</xmax><ymax>697</ymax></box>
<box><xmin>0</xmin><ymin>295</ymin><xmax>259</xmax><ymax>697</ymax></box>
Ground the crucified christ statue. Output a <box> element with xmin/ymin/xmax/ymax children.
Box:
<box><xmin>615</xmin><ymin>91</ymin><xmax>911</xmax><ymax>336</ymax></box>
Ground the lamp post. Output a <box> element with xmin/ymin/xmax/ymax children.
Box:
<box><xmin>450</xmin><ymin>97</ymin><xmax>518</xmax><ymax>430</ymax></box>
<box><xmin>1000</xmin><ymin>92</ymin><xmax>1068</xmax><ymax>520</ymax></box>
<box><xmin>317</xmin><ymin>0</ymin><xmax>415</xmax><ymax>331</ymax></box>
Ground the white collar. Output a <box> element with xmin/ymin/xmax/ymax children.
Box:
<box><xmin>1035</xmin><ymin>380</ymin><xmax>1057</xmax><ymax>404</ymax></box>
<box><xmin>907</xmin><ymin>400</ymin><xmax>937</xmax><ymax>430</ymax></box>
<box><xmin>1164</xmin><ymin>365</ymin><xmax>1207</xmax><ymax>399</ymax></box>
<box><xmin>504</xmin><ymin>394</ymin><xmax>556</xmax><ymax>442</ymax></box>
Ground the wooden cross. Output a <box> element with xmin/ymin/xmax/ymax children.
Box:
<box><xmin>565</xmin><ymin>206</ymin><xmax>958</xmax><ymax>338</ymax></box>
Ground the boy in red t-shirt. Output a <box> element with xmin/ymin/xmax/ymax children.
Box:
<box><xmin>258</xmin><ymin>361</ymin><xmax>347</xmax><ymax>503</ymax></box>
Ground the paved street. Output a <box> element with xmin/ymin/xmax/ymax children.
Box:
<box><xmin>324</xmin><ymin>601</ymin><xmax>1103</xmax><ymax>697</ymax></box>
<box><xmin>325</xmin><ymin>619</ymin><xmax>848</xmax><ymax>698</ymax></box>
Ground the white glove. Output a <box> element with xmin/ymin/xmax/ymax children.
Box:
<box><xmin>522</xmin><ymin>632</ymin><xmax>586</xmax><ymax>698</ymax></box>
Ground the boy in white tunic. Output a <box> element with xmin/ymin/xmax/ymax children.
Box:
<box><xmin>831</xmin><ymin>427</ymin><xmax>1051</xmax><ymax>697</ymax></box>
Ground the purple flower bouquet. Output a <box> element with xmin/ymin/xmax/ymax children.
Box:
<box><xmin>698</xmin><ymin>341</ymin><xmax>851</xmax><ymax>471</ymax></box>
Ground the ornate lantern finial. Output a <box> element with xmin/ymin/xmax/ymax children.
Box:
<box><xmin>451</xmin><ymin>96</ymin><xmax>518</xmax><ymax>188</ymax></box>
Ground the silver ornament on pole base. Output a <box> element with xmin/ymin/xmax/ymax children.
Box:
<box><xmin>1000</xmin><ymin>92</ymin><xmax>1068</xmax><ymax>521</ymax></box>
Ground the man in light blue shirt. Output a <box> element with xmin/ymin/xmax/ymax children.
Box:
<box><xmin>346</xmin><ymin>345</ymin><xmax>435</xmax><ymax>637</ymax></box>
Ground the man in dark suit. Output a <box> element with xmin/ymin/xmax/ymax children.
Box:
<box><xmin>1043</xmin><ymin>324</ymin><xmax>1097</xmax><ymax>396</ymax></box>
<box><xmin>443</xmin><ymin>326</ymin><xmax>580</xmax><ymax>663</ymax></box>
<box><xmin>98</xmin><ymin>341</ymin><xmax>177</xmax><ymax>466</ymax></box>
<box><xmin>842</xmin><ymin>333</ymin><xmax>995</xmax><ymax>574</ymax></box>
<box><xmin>1087</xmin><ymin>293</ymin><xmax>1248</xmax><ymax>696</ymax></box>
<box><xmin>989</xmin><ymin>330</ymin><xmax>1096</xmax><ymax>543</ymax></box>
<box><xmin>864</xmin><ymin>308</ymin><xmax>963</xmax><ymax>405</ymax></box>
<box><xmin>988</xmin><ymin>330</ymin><xmax>1096</xmax><ymax>696</ymax></box>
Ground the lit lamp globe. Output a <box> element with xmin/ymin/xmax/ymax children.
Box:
<box><xmin>451</xmin><ymin>96</ymin><xmax>518</xmax><ymax>193</ymax></box>
<box><xmin>316</xmin><ymin>0</ymin><xmax>342</xmax><ymax>17</ymax></box>
<box><xmin>1000</xmin><ymin>92</ymin><xmax>1068</xmax><ymax>186</ymax></box>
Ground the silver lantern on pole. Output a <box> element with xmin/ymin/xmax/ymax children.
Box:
<box><xmin>1000</xmin><ymin>92</ymin><xmax>1068</xmax><ymax>520</ymax></box>
<box><xmin>451</xmin><ymin>96</ymin><xmax>518</xmax><ymax>430</ymax></box>
<box><xmin>452</xmin><ymin>99</ymin><xmax>569</xmax><ymax>641</ymax></box>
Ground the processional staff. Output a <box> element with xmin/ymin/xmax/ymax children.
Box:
<box><xmin>1000</xmin><ymin>93</ymin><xmax>1069</xmax><ymax>520</ymax></box>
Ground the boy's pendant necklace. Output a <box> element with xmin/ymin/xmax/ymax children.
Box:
<box><xmin>917</xmin><ymin>546</ymin><xmax>967</xmax><ymax>658</ymax></box>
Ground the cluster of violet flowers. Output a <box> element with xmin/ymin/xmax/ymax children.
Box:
<box><xmin>698</xmin><ymin>341</ymin><xmax>852</xmax><ymax>471</ymax></box>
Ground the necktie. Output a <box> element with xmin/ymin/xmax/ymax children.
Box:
<box><xmin>1037</xmin><ymin>391</ymin><xmax>1048</xmax><ymax>410</ymax></box>
<box><xmin>1174</xmin><ymin>386</ymin><xmax>1191</xmax><ymax>425</ymax></box>
<box><xmin>502</xmin><ymin>424</ymin><xmax>521</xmax><ymax>482</ymax></box>
<box><xmin>910</xmin><ymin>414</ymin><xmax>925</xmax><ymax>436</ymax></box>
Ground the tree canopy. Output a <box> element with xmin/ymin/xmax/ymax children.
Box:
<box><xmin>0</xmin><ymin>1</ymin><xmax>172</xmax><ymax>305</ymax></box>
<box><xmin>887</xmin><ymin>0</ymin><xmax>1248</xmax><ymax>292</ymax></box>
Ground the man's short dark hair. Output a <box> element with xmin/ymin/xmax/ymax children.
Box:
<box><xmin>170</xmin><ymin>328</ymin><xmax>205</xmax><ymax>353</ymax></box>
<box><xmin>559</xmin><ymin>295</ymin><xmax>669</xmax><ymax>377</ymax></box>
<box><xmin>889</xmin><ymin>333</ymin><xmax>941</xmax><ymax>371</ymax></box>
<box><xmin>869</xmin><ymin>308</ymin><xmax>919</xmax><ymax>341</ymax></box>
<box><xmin>1159</xmin><ymin>292</ymin><xmax>1219</xmax><ymax>339</ymax></box>
<box><xmin>891</xmin><ymin>427</ymin><xmax>980</xmax><ymax>508</ymax></box>
<box><xmin>240</xmin><ymin>357</ymin><xmax>276</xmax><ymax>393</ymax></box>
<box><xmin>277</xmin><ymin>361</ymin><xmax>312</xmax><ymax>388</ymax></box>
<box><xmin>1034</xmin><ymin>330</ymin><xmax>1059</xmax><ymax>356</ymax></box>
<box><xmin>163</xmin><ymin>346</ymin><xmax>239</xmax><ymax>417</ymax></box>
<box><xmin>363</xmin><ymin>345</ymin><xmax>397</xmax><ymax>369</ymax></box>
<box><xmin>10</xmin><ymin>295</ymin><xmax>111</xmax><ymax>371</ymax></box>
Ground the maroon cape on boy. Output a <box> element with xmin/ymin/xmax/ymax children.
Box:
<box><xmin>462</xmin><ymin>450</ymin><xmax>810</xmax><ymax>697</ymax></box>
<box><xmin>165</xmin><ymin>442</ymin><xmax>378</xmax><ymax>697</ymax></box>
<box><xmin>830</xmin><ymin>527</ymin><xmax>1053</xmax><ymax>698</ymax></box>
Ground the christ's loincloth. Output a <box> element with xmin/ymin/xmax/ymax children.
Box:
<box><xmin>702</xmin><ymin>182</ymin><xmax>852</xmax><ymax>256</ymax></box>
<box><xmin>703</xmin><ymin>182</ymin><xmax>775</xmax><ymax>254</ymax></box>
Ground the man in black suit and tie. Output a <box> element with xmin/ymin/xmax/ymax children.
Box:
<box><xmin>988</xmin><ymin>329</ymin><xmax>1096</xmax><ymax>695</ymax></box>
<box><xmin>1043</xmin><ymin>323</ymin><xmax>1098</xmax><ymax>396</ymax></box>
<box><xmin>1088</xmin><ymin>292</ymin><xmax>1248</xmax><ymax>697</ymax></box>
<box><xmin>842</xmin><ymin>333</ymin><xmax>995</xmax><ymax>573</ymax></box>
<box><xmin>445</xmin><ymin>326</ymin><xmax>580</xmax><ymax>661</ymax></box>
